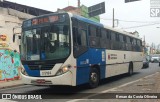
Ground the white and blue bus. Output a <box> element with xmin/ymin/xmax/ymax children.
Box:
<box><xmin>19</xmin><ymin>12</ymin><xmax>143</xmax><ymax>88</ymax></box>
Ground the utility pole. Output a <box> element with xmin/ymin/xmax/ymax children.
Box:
<box><xmin>144</xmin><ymin>35</ymin><xmax>146</xmax><ymax>55</ymax></box>
<box><xmin>68</xmin><ymin>0</ymin><xmax>69</xmax><ymax>6</ymax></box>
<box><xmin>112</xmin><ymin>8</ymin><xmax>115</xmax><ymax>28</ymax></box>
<box><xmin>78</xmin><ymin>0</ymin><xmax>80</xmax><ymax>8</ymax></box>
<box><xmin>144</xmin><ymin>35</ymin><xmax>146</xmax><ymax>47</ymax></box>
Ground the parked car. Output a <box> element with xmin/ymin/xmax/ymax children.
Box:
<box><xmin>142</xmin><ymin>56</ymin><xmax>149</xmax><ymax>68</ymax></box>
<box><xmin>151</xmin><ymin>54</ymin><xmax>160</xmax><ymax>63</ymax></box>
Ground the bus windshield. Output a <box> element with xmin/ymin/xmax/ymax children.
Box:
<box><xmin>21</xmin><ymin>24</ymin><xmax>70</xmax><ymax>61</ymax></box>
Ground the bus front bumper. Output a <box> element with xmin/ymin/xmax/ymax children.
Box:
<box><xmin>20</xmin><ymin>71</ymin><xmax>73</xmax><ymax>86</ymax></box>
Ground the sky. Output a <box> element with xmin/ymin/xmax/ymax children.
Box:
<box><xmin>6</xmin><ymin>0</ymin><xmax>160</xmax><ymax>46</ymax></box>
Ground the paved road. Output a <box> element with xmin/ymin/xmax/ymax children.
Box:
<box><xmin>0</xmin><ymin>63</ymin><xmax>159</xmax><ymax>102</ymax></box>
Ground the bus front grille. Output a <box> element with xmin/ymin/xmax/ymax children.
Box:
<box><xmin>28</xmin><ymin>64</ymin><xmax>55</xmax><ymax>70</ymax></box>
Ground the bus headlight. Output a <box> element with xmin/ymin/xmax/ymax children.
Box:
<box><xmin>55</xmin><ymin>65</ymin><xmax>71</xmax><ymax>76</ymax></box>
<box><xmin>21</xmin><ymin>67</ymin><xmax>28</xmax><ymax>76</ymax></box>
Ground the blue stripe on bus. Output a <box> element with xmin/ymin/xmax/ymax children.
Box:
<box><xmin>72</xmin><ymin>15</ymin><xmax>104</xmax><ymax>27</ymax></box>
<box><xmin>24</xmin><ymin>65</ymin><xmax>40</xmax><ymax>77</ymax></box>
<box><xmin>76</xmin><ymin>48</ymin><xmax>106</xmax><ymax>85</ymax></box>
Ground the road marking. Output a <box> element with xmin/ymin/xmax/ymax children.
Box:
<box><xmin>67</xmin><ymin>72</ymin><xmax>159</xmax><ymax>102</ymax></box>
<box><xmin>143</xmin><ymin>72</ymin><xmax>159</xmax><ymax>79</ymax></box>
<box><xmin>67</xmin><ymin>78</ymin><xmax>143</xmax><ymax>102</ymax></box>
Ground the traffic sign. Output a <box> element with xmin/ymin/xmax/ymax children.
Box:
<box><xmin>88</xmin><ymin>2</ymin><xmax>105</xmax><ymax>17</ymax></box>
<box><xmin>125</xmin><ymin>0</ymin><xmax>141</xmax><ymax>3</ymax></box>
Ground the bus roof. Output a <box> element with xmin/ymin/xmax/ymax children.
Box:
<box><xmin>71</xmin><ymin>14</ymin><xmax>104</xmax><ymax>27</ymax></box>
<box><xmin>104</xmin><ymin>25</ymin><xmax>141</xmax><ymax>40</ymax></box>
<box><xmin>69</xmin><ymin>13</ymin><xmax>141</xmax><ymax>40</ymax></box>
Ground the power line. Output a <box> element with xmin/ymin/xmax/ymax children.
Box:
<box><xmin>118</xmin><ymin>20</ymin><xmax>160</xmax><ymax>23</ymax></box>
<box><xmin>100</xmin><ymin>17</ymin><xmax>160</xmax><ymax>29</ymax></box>
<box><xmin>122</xmin><ymin>23</ymin><xmax>160</xmax><ymax>29</ymax></box>
<box><xmin>100</xmin><ymin>18</ymin><xmax>160</xmax><ymax>24</ymax></box>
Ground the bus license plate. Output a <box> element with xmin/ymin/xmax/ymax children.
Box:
<box><xmin>41</xmin><ymin>70</ymin><xmax>52</xmax><ymax>76</ymax></box>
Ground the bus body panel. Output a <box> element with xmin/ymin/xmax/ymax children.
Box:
<box><xmin>24</xmin><ymin>65</ymin><xmax>40</xmax><ymax>77</ymax></box>
<box><xmin>105</xmin><ymin>50</ymin><xmax>143</xmax><ymax>78</ymax></box>
<box><xmin>24</xmin><ymin>63</ymin><xmax>63</xmax><ymax>77</ymax></box>
<box><xmin>21</xmin><ymin>70</ymin><xmax>73</xmax><ymax>86</ymax></box>
<box><xmin>76</xmin><ymin>48</ymin><xmax>106</xmax><ymax>85</ymax></box>
<box><xmin>106</xmin><ymin>63</ymin><xmax>129</xmax><ymax>78</ymax></box>
<box><xmin>21</xmin><ymin>55</ymin><xmax>77</xmax><ymax>86</ymax></box>
<box><xmin>72</xmin><ymin>15</ymin><xmax>104</xmax><ymax>28</ymax></box>
<box><xmin>21</xmin><ymin>54</ymin><xmax>77</xmax><ymax>86</ymax></box>
<box><xmin>133</xmin><ymin>61</ymin><xmax>143</xmax><ymax>72</ymax></box>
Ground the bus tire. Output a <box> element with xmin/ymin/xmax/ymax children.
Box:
<box><xmin>88</xmin><ymin>67</ymin><xmax>100</xmax><ymax>88</ymax></box>
<box><xmin>128</xmin><ymin>63</ymin><xmax>133</xmax><ymax>76</ymax></box>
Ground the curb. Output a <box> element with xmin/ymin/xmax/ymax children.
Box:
<box><xmin>0</xmin><ymin>83</ymin><xmax>24</xmax><ymax>90</ymax></box>
<box><xmin>0</xmin><ymin>80</ymin><xmax>24</xmax><ymax>90</ymax></box>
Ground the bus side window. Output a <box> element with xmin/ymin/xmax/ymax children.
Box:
<box><xmin>73</xmin><ymin>21</ymin><xmax>87</xmax><ymax>46</ymax></box>
<box><xmin>110</xmin><ymin>31</ymin><xmax>116</xmax><ymax>50</ymax></box>
<box><xmin>123</xmin><ymin>35</ymin><xmax>127</xmax><ymax>50</ymax></box>
<box><xmin>106</xmin><ymin>30</ymin><xmax>111</xmax><ymax>49</ymax></box>
<box><xmin>133</xmin><ymin>39</ymin><xmax>137</xmax><ymax>51</ymax></box>
<box><xmin>130</xmin><ymin>37</ymin><xmax>133</xmax><ymax>51</ymax></box>
<box><xmin>73</xmin><ymin>27</ymin><xmax>78</xmax><ymax>45</ymax></box>
<box><xmin>100</xmin><ymin>28</ymin><xmax>107</xmax><ymax>48</ymax></box>
<box><xmin>77</xmin><ymin>21</ymin><xmax>87</xmax><ymax>46</ymax></box>
<box><xmin>137</xmin><ymin>40</ymin><xmax>141</xmax><ymax>52</ymax></box>
<box><xmin>126</xmin><ymin>36</ymin><xmax>131</xmax><ymax>51</ymax></box>
<box><xmin>89</xmin><ymin>25</ymin><xmax>100</xmax><ymax>48</ymax></box>
<box><xmin>115</xmin><ymin>33</ymin><xmax>120</xmax><ymax>50</ymax></box>
<box><xmin>80</xmin><ymin>29</ymin><xmax>87</xmax><ymax>46</ymax></box>
<box><xmin>119</xmin><ymin>34</ymin><xmax>124</xmax><ymax>50</ymax></box>
<box><xmin>140</xmin><ymin>40</ymin><xmax>143</xmax><ymax>51</ymax></box>
<box><xmin>72</xmin><ymin>19</ymin><xmax>88</xmax><ymax>58</ymax></box>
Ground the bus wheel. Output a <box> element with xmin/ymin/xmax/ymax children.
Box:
<box><xmin>88</xmin><ymin>68</ymin><xmax>100</xmax><ymax>88</ymax></box>
<box><xmin>128</xmin><ymin>63</ymin><xmax>133</xmax><ymax>76</ymax></box>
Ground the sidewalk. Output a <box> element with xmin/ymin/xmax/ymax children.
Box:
<box><xmin>0</xmin><ymin>79</ymin><xmax>23</xmax><ymax>89</ymax></box>
<box><xmin>107</xmin><ymin>72</ymin><xmax>160</xmax><ymax>93</ymax></box>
